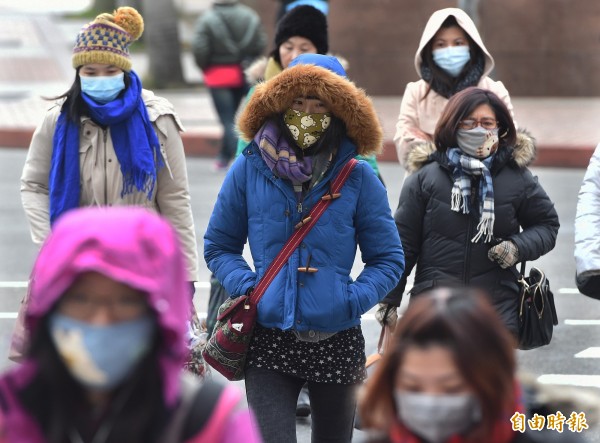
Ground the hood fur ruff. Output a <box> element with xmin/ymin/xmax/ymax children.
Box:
<box><xmin>237</xmin><ymin>63</ymin><xmax>383</xmax><ymax>156</ymax></box>
<box><xmin>406</xmin><ymin>129</ymin><xmax>537</xmax><ymax>173</ymax></box>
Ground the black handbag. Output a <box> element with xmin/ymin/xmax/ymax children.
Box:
<box><xmin>517</xmin><ymin>263</ymin><xmax>559</xmax><ymax>350</ymax></box>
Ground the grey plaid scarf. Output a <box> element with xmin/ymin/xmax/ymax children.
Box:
<box><xmin>446</xmin><ymin>147</ymin><xmax>495</xmax><ymax>243</ymax></box>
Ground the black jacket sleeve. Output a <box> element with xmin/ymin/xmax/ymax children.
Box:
<box><xmin>508</xmin><ymin>169</ymin><xmax>560</xmax><ymax>262</ymax></box>
<box><xmin>382</xmin><ymin>172</ymin><xmax>427</xmax><ymax>306</ymax></box>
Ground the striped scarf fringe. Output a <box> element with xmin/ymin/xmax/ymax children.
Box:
<box><xmin>447</xmin><ymin>147</ymin><xmax>495</xmax><ymax>243</ymax></box>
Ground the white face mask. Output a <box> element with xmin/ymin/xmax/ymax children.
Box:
<box><xmin>432</xmin><ymin>45</ymin><xmax>470</xmax><ymax>77</ymax></box>
<box><xmin>456</xmin><ymin>127</ymin><xmax>499</xmax><ymax>159</ymax></box>
<box><xmin>395</xmin><ymin>391</ymin><xmax>481</xmax><ymax>443</ymax></box>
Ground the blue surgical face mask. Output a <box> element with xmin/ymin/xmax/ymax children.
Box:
<box><xmin>49</xmin><ymin>312</ymin><xmax>154</xmax><ymax>390</ymax></box>
<box><xmin>80</xmin><ymin>72</ymin><xmax>125</xmax><ymax>104</ymax></box>
<box><xmin>432</xmin><ymin>46</ymin><xmax>470</xmax><ymax>77</ymax></box>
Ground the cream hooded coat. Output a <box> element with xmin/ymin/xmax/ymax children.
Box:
<box><xmin>394</xmin><ymin>8</ymin><xmax>516</xmax><ymax>169</ymax></box>
<box><xmin>20</xmin><ymin>90</ymin><xmax>199</xmax><ymax>280</ymax></box>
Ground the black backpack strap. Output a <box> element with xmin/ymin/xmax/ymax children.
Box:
<box><xmin>161</xmin><ymin>373</ymin><xmax>226</xmax><ymax>442</ymax></box>
<box><xmin>180</xmin><ymin>378</ymin><xmax>226</xmax><ymax>439</ymax></box>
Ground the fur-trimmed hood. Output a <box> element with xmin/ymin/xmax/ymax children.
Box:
<box><xmin>237</xmin><ymin>62</ymin><xmax>383</xmax><ymax>156</ymax></box>
<box><xmin>406</xmin><ymin>129</ymin><xmax>537</xmax><ymax>173</ymax></box>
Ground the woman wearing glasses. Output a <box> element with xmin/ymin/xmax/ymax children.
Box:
<box><xmin>383</xmin><ymin>87</ymin><xmax>559</xmax><ymax>335</ymax></box>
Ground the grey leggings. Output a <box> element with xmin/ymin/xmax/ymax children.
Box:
<box><xmin>245</xmin><ymin>366</ymin><xmax>358</xmax><ymax>443</ymax></box>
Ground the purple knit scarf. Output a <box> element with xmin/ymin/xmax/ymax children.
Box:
<box><xmin>255</xmin><ymin>120</ymin><xmax>313</xmax><ymax>200</ymax></box>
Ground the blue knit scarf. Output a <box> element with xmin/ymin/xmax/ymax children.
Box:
<box><xmin>446</xmin><ymin>147</ymin><xmax>495</xmax><ymax>243</ymax></box>
<box><xmin>49</xmin><ymin>71</ymin><xmax>162</xmax><ymax>224</ymax></box>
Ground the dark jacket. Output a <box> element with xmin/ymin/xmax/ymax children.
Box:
<box><xmin>191</xmin><ymin>1</ymin><xmax>266</xmax><ymax>70</ymax></box>
<box><xmin>384</xmin><ymin>133</ymin><xmax>559</xmax><ymax>334</ymax></box>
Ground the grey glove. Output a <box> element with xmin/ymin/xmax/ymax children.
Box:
<box><xmin>375</xmin><ymin>303</ymin><xmax>399</xmax><ymax>329</ymax></box>
<box><xmin>488</xmin><ymin>240</ymin><xmax>519</xmax><ymax>269</ymax></box>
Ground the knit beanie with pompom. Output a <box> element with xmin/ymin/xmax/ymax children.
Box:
<box><xmin>72</xmin><ymin>6</ymin><xmax>144</xmax><ymax>72</ymax></box>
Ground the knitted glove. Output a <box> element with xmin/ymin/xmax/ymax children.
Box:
<box><xmin>488</xmin><ymin>241</ymin><xmax>519</xmax><ymax>269</ymax></box>
<box><xmin>375</xmin><ymin>303</ymin><xmax>399</xmax><ymax>329</ymax></box>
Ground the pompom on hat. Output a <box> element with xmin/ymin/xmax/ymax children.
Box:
<box><xmin>72</xmin><ymin>6</ymin><xmax>144</xmax><ymax>72</ymax></box>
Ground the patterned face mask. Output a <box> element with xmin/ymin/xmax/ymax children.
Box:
<box><xmin>284</xmin><ymin>108</ymin><xmax>332</xmax><ymax>150</ymax></box>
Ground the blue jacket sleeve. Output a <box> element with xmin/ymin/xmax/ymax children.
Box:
<box><xmin>204</xmin><ymin>156</ymin><xmax>257</xmax><ymax>296</ymax></box>
<box><xmin>347</xmin><ymin>163</ymin><xmax>405</xmax><ymax>317</ymax></box>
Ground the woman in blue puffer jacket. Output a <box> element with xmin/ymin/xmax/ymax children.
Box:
<box><xmin>204</xmin><ymin>54</ymin><xmax>404</xmax><ymax>443</ymax></box>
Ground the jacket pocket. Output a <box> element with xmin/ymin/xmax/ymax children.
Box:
<box><xmin>331</xmin><ymin>275</ymin><xmax>353</xmax><ymax>325</ymax></box>
<box><xmin>159</xmin><ymin>144</ymin><xmax>174</xmax><ymax>179</ymax></box>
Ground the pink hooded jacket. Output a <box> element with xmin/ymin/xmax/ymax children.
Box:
<box><xmin>0</xmin><ymin>207</ymin><xmax>260</xmax><ymax>443</ymax></box>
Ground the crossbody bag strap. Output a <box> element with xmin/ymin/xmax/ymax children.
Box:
<box><xmin>510</xmin><ymin>261</ymin><xmax>527</xmax><ymax>281</ymax></box>
<box><xmin>250</xmin><ymin>158</ymin><xmax>358</xmax><ymax>304</ymax></box>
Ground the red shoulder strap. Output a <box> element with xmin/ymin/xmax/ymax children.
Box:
<box><xmin>250</xmin><ymin>158</ymin><xmax>358</xmax><ymax>303</ymax></box>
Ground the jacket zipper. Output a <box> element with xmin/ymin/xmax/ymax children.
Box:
<box><xmin>463</xmin><ymin>215</ymin><xmax>473</xmax><ymax>284</ymax></box>
<box><xmin>103</xmin><ymin>129</ymin><xmax>108</xmax><ymax>204</ymax></box>
<box><xmin>463</xmin><ymin>179</ymin><xmax>479</xmax><ymax>284</ymax></box>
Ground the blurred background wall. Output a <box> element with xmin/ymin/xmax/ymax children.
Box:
<box><xmin>242</xmin><ymin>0</ymin><xmax>600</xmax><ymax>96</ymax></box>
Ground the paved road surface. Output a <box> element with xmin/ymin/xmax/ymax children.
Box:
<box><xmin>0</xmin><ymin>149</ymin><xmax>598</xmax><ymax>441</ymax></box>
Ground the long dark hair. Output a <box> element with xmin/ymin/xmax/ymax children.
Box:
<box><xmin>421</xmin><ymin>16</ymin><xmax>485</xmax><ymax>99</ymax></box>
<box><xmin>434</xmin><ymin>86</ymin><xmax>517</xmax><ymax>152</ymax></box>
<box><xmin>49</xmin><ymin>68</ymin><xmax>131</xmax><ymax>122</ymax></box>
<box><xmin>359</xmin><ymin>287</ymin><xmax>516</xmax><ymax>440</ymax></box>
<box><xmin>18</xmin><ymin>315</ymin><xmax>170</xmax><ymax>443</ymax></box>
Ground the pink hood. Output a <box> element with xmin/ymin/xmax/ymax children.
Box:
<box><xmin>25</xmin><ymin>206</ymin><xmax>191</xmax><ymax>407</ymax></box>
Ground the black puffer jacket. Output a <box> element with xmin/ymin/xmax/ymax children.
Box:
<box><xmin>384</xmin><ymin>133</ymin><xmax>560</xmax><ymax>334</ymax></box>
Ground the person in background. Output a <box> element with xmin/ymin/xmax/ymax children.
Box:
<box><xmin>381</xmin><ymin>87</ymin><xmax>559</xmax><ymax>337</ymax></box>
<box><xmin>204</xmin><ymin>54</ymin><xmax>404</xmax><ymax>443</ymax></box>
<box><xmin>20</xmin><ymin>7</ymin><xmax>198</xmax><ymax>285</ymax></box>
<box><xmin>192</xmin><ymin>0</ymin><xmax>267</xmax><ymax>172</ymax></box>
<box><xmin>0</xmin><ymin>207</ymin><xmax>261</xmax><ymax>443</ymax></box>
<box><xmin>394</xmin><ymin>8</ymin><xmax>516</xmax><ymax>171</ymax></box>
<box><xmin>575</xmin><ymin>143</ymin><xmax>600</xmax><ymax>300</ymax></box>
<box><xmin>359</xmin><ymin>287</ymin><xmax>588</xmax><ymax>443</ymax></box>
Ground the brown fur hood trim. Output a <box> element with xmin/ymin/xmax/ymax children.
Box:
<box><xmin>406</xmin><ymin>129</ymin><xmax>537</xmax><ymax>172</ymax></box>
<box><xmin>237</xmin><ymin>64</ymin><xmax>383</xmax><ymax>156</ymax></box>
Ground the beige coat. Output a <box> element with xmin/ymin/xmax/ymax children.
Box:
<box><xmin>21</xmin><ymin>90</ymin><xmax>199</xmax><ymax>281</ymax></box>
<box><xmin>394</xmin><ymin>8</ymin><xmax>516</xmax><ymax>169</ymax></box>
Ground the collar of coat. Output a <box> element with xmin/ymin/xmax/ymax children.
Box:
<box><xmin>237</xmin><ymin>63</ymin><xmax>383</xmax><ymax>157</ymax></box>
<box><xmin>405</xmin><ymin>129</ymin><xmax>537</xmax><ymax>173</ymax></box>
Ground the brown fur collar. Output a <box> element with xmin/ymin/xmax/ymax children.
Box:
<box><xmin>406</xmin><ymin>129</ymin><xmax>537</xmax><ymax>173</ymax></box>
<box><xmin>237</xmin><ymin>64</ymin><xmax>383</xmax><ymax>156</ymax></box>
